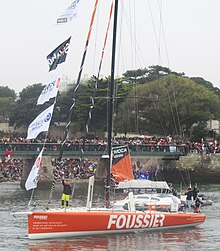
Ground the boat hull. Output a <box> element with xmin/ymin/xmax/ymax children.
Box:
<box><xmin>28</xmin><ymin>210</ymin><xmax>206</xmax><ymax>239</ymax></box>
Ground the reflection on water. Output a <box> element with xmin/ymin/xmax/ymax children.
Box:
<box><xmin>28</xmin><ymin>229</ymin><xmax>205</xmax><ymax>251</ymax></box>
<box><xmin>0</xmin><ymin>182</ymin><xmax>220</xmax><ymax>251</ymax></box>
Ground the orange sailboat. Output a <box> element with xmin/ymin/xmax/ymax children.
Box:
<box><xmin>26</xmin><ymin>207</ymin><xmax>205</xmax><ymax>239</ymax></box>
<box><xmin>13</xmin><ymin>0</ymin><xmax>205</xmax><ymax>240</ymax></box>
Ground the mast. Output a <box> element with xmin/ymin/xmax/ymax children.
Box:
<box><xmin>105</xmin><ymin>0</ymin><xmax>119</xmax><ymax>208</ymax></box>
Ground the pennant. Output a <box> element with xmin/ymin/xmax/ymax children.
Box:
<box><xmin>25</xmin><ymin>148</ymin><xmax>44</xmax><ymax>190</ymax></box>
<box><xmin>111</xmin><ymin>145</ymin><xmax>134</xmax><ymax>183</ymax></box>
<box><xmin>55</xmin><ymin>0</ymin><xmax>81</xmax><ymax>25</ymax></box>
<box><xmin>37</xmin><ymin>73</ymin><xmax>62</xmax><ymax>105</ymax></box>
<box><xmin>26</xmin><ymin>103</ymin><xmax>55</xmax><ymax>139</ymax></box>
<box><xmin>47</xmin><ymin>37</ymin><xmax>71</xmax><ymax>72</ymax></box>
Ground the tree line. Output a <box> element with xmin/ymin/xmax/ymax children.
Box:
<box><xmin>1</xmin><ymin>65</ymin><xmax>220</xmax><ymax>141</ymax></box>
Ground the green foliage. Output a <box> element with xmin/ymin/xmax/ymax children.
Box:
<box><xmin>191</xmin><ymin>77</ymin><xmax>220</xmax><ymax>98</ymax></box>
<box><xmin>190</xmin><ymin>122</ymin><xmax>208</xmax><ymax>142</ymax></box>
<box><xmin>9</xmin><ymin>83</ymin><xmax>44</xmax><ymax>127</ymax></box>
<box><xmin>115</xmin><ymin>74</ymin><xmax>220</xmax><ymax>136</ymax></box>
<box><xmin>0</xmin><ymin>86</ymin><xmax>16</xmax><ymax>99</ymax></box>
<box><xmin>1</xmin><ymin>66</ymin><xmax>220</xmax><ymax>139</ymax></box>
<box><xmin>0</xmin><ymin>86</ymin><xmax>16</xmax><ymax>119</ymax></box>
<box><xmin>122</xmin><ymin>65</ymin><xmax>184</xmax><ymax>85</ymax></box>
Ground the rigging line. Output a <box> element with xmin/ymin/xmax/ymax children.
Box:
<box><xmin>156</xmin><ymin>3</ymin><xmax>182</xmax><ymax>136</ymax></box>
<box><xmin>160</xmin><ymin>28</ymin><xmax>182</xmax><ymax>136</ymax></box>
<box><xmin>157</xmin><ymin>0</ymin><xmax>163</xmax><ymax>65</ymax></box>
<box><xmin>119</xmin><ymin>4</ymin><xmax>145</xmax><ymax>68</ymax></box>
<box><xmin>145</xmin><ymin>1</ymin><xmax>176</xmax><ymax>137</ymax></box>
<box><xmin>169</xmin><ymin>78</ymin><xmax>182</xmax><ymax>136</ymax></box>
<box><xmin>116</xmin><ymin>0</ymin><xmax>126</xmax><ymax>75</ymax></box>
<box><xmin>179</xmin><ymin>169</ymin><xmax>187</xmax><ymax>188</ymax></box>
<box><xmin>58</xmin><ymin>0</ymin><xmax>99</xmax><ymax>161</ymax></box>
<box><xmin>114</xmin><ymin>1</ymin><xmax>125</xmax><ymax>122</ymax></box>
<box><xmin>165</xmin><ymin>82</ymin><xmax>179</xmax><ymax>135</ymax></box>
<box><xmin>46</xmin><ymin>1</ymin><xmax>99</xmax><ymax>210</ymax></box>
<box><xmin>147</xmin><ymin>0</ymin><xmax>160</xmax><ymax>61</ymax></box>
<box><xmin>92</xmin><ymin>2</ymin><xmax>100</xmax><ymax>75</ymax></box>
<box><xmin>131</xmin><ymin>1</ymin><xmax>139</xmax><ymax>134</ymax></box>
<box><xmin>185</xmin><ymin>167</ymin><xmax>191</xmax><ymax>187</ymax></box>
<box><xmin>119</xmin><ymin>2</ymin><xmax>167</xmax><ymax>136</ymax></box>
<box><xmin>86</xmin><ymin>1</ymin><xmax>114</xmax><ymax>133</ymax></box>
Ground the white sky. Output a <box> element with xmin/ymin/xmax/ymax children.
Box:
<box><xmin>1</xmin><ymin>0</ymin><xmax>220</xmax><ymax>94</ymax></box>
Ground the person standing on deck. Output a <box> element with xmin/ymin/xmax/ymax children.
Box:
<box><xmin>193</xmin><ymin>187</ymin><xmax>199</xmax><ymax>200</ymax></box>
<box><xmin>61</xmin><ymin>176</ymin><xmax>72</xmax><ymax>209</ymax></box>
<box><xmin>185</xmin><ymin>187</ymin><xmax>193</xmax><ymax>210</ymax></box>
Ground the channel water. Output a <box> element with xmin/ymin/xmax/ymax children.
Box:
<box><xmin>0</xmin><ymin>182</ymin><xmax>219</xmax><ymax>251</ymax></box>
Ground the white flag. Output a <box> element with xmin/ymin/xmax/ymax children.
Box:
<box><xmin>26</xmin><ymin>103</ymin><xmax>55</xmax><ymax>139</ymax></box>
<box><xmin>37</xmin><ymin>74</ymin><xmax>61</xmax><ymax>105</ymax></box>
<box><xmin>25</xmin><ymin>148</ymin><xmax>44</xmax><ymax>190</ymax></box>
<box><xmin>55</xmin><ymin>0</ymin><xmax>81</xmax><ymax>25</ymax></box>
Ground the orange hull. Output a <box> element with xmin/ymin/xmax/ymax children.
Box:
<box><xmin>28</xmin><ymin>210</ymin><xmax>206</xmax><ymax>239</ymax></box>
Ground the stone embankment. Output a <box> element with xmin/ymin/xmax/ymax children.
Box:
<box><xmin>16</xmin><ymin>153</ymin><xmax>220</xmax><ymax>188</ymax></box>
<box><xmin>159</xmin><ymin>153</ymin><xmax>220</xmax><ymax>184</ymax></box>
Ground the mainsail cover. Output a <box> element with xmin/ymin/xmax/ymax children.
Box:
<box><xmin>111</xmin><ymin>145</ymin><xmax>134</xmax><ymax>183</ymax></box>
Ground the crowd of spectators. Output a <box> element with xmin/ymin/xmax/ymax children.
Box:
<box><xmin>52</xmin><ymin>158</ymin><xmax>97</xmax><ymax>180</ymax></box>
<box><xmin>0</xmin><ymin>158</ymin><xmax>23</xmax><ymax>181</ymax></box>
<box><xmin>0</xmin><ymin>131</ymin><xmax>219</xmax><ymax>182</ymax></box>
<box><xmin>0</xmin><ymin>133</ymin><xmax>191</xmax><ymax>153</ymax></box>
<box><xmin>0</xmin><ymin>155</ymin><xmax>97</xmax><ymax>182</ymax></box>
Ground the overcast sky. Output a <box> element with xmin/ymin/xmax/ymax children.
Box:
<box><xmin>1</xmin><ymin>0</ymin><xmax>220</xmax><ymax>94</ymax></box>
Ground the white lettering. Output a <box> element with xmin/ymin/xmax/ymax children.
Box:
<box><xmin>107</xmin><ymin>215</ymin><xmax>118</xmax><ymax>229</ymax></box>
<box><xmin>116</xmin><ymin>215</ymin><xmax>127</xmax><ymax>229</ymax></box>
<box><xmin>142</xmin><ymin>214</ymin><xmax>150</xmax><ymax>227</ymax></box>
<box><xmin>113</xmin><ymin>148</ymin><xmax>127</xmax><ymax>154</ymax></box>
<box><xmin>134</xmin><ymin>214</ymin><xmax>143</xmax><ymax>228</ymax></box>
<box><xmin>158</xmin><ymin>214</ymin><xmax>165</xmax><ymax>226</ymax></box>
<box><xmin>107</xmin><ymin>213</ymin><xmax>165</xmax><ymax>230</ymax></box>
<box><xmin>33</xmin><ymin>215</ymin><xmax>48</xmax><ymax>220</ymax></box>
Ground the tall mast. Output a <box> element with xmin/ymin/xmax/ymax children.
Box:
<box><xmin>105</xmin><ymin>0</ymin><xmax>119</xmax><ymax>208</ymax></box>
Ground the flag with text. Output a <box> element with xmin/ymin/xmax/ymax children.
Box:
<box><xmin>25</xmin><ymin>148</ymin><xmax>44</xmax><ymax>190</ymax></box>
<box><xmin>26</xmin><ymin>103</ymin><xmax>55</xmax><ymax>139</ymax></box>
<box><xmin>55</xmin><ymin>0</ymin><xmax>81</xmax><ymax>25</ymax></box>
<box><xmin>47</xmin><ymin>37</ymin><xmax>71</xmax><ymax>71</ymax></box>
<box><xmin>37</xmin><ymin>73</ymin><xmax>61</xmax><ymax>105</ymax></box>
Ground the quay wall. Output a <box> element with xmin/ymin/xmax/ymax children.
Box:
<box><xmin>157</xmin><ymin>153</ymin><xmax>220</xmax><ymax>184</ymax></box>
<box><xmin>19</xmin><ymin>153</ymin><xmax>220</xmax><ymax>187</ymax></box>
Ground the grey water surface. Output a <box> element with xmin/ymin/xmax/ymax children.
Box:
<box><xmin>0</xmin><ymin>182</ymin><xmax>219</xmax><ymax>251</ymax></box>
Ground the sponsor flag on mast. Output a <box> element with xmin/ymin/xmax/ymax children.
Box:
<box><xmin>111</xmin><ymin>145</ymin><xmax>134</xmax><ymax>183</ymax></box>
<box><xmin>26</xmin><ymin>103</ymin><xmax>55</xmax><ymax>139</ymax></box>
<box><xmin>37</xmin><ymin>73</ymin><xmax>62</xmax><ymax>105</ymax></box>
<box><xmin>55</xmin><ymin>0</ymin><xmax>81</xmax><ymax>25</ymax></box>
<box><xmin>25</xmin><ymin>148</ymin><xmax>44</xmax><ymax>190</ymax></box>
<box><xmin>47</xmin><ymin>36</ymin><xmax>71</xmax><ymax>72</ymax></box>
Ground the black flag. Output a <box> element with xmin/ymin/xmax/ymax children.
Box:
<box><xmin>47</xmin><ymin>36</ymin><xmax>71</xmax><ymax>71</ymax></box>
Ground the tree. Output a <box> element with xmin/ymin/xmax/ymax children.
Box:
<box><xmin>115</xmin><ymin>74</ymin><xmax>220</xmax><ymax>136</ymax></box>
<box><xmin>0</xmin><ymin>86</ymin><xmax>16</xmax><ymax>119</ymax></box>
<box><xmin>9</xmin><ymin>84</ymin><xmax>44</xmax><ymax>127</ymax></box>
<box><xmin>0</xmin><ymin>86</ymin><xmax>16</xmax><ymax>99</ymax></box>
<box><xmin>190</xmin><ymin>122</ymin><xmax>208</xmax><ymax>142</ymax></box>
<box><xmin>122</xmin><ymin>65</ymin><xmax>184</xmax><ymax>85</ymax></box>
<box><xmin>191</xmin><ymin>77</ymin><xmax>220</xmax><ymax>97</ymax></box>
